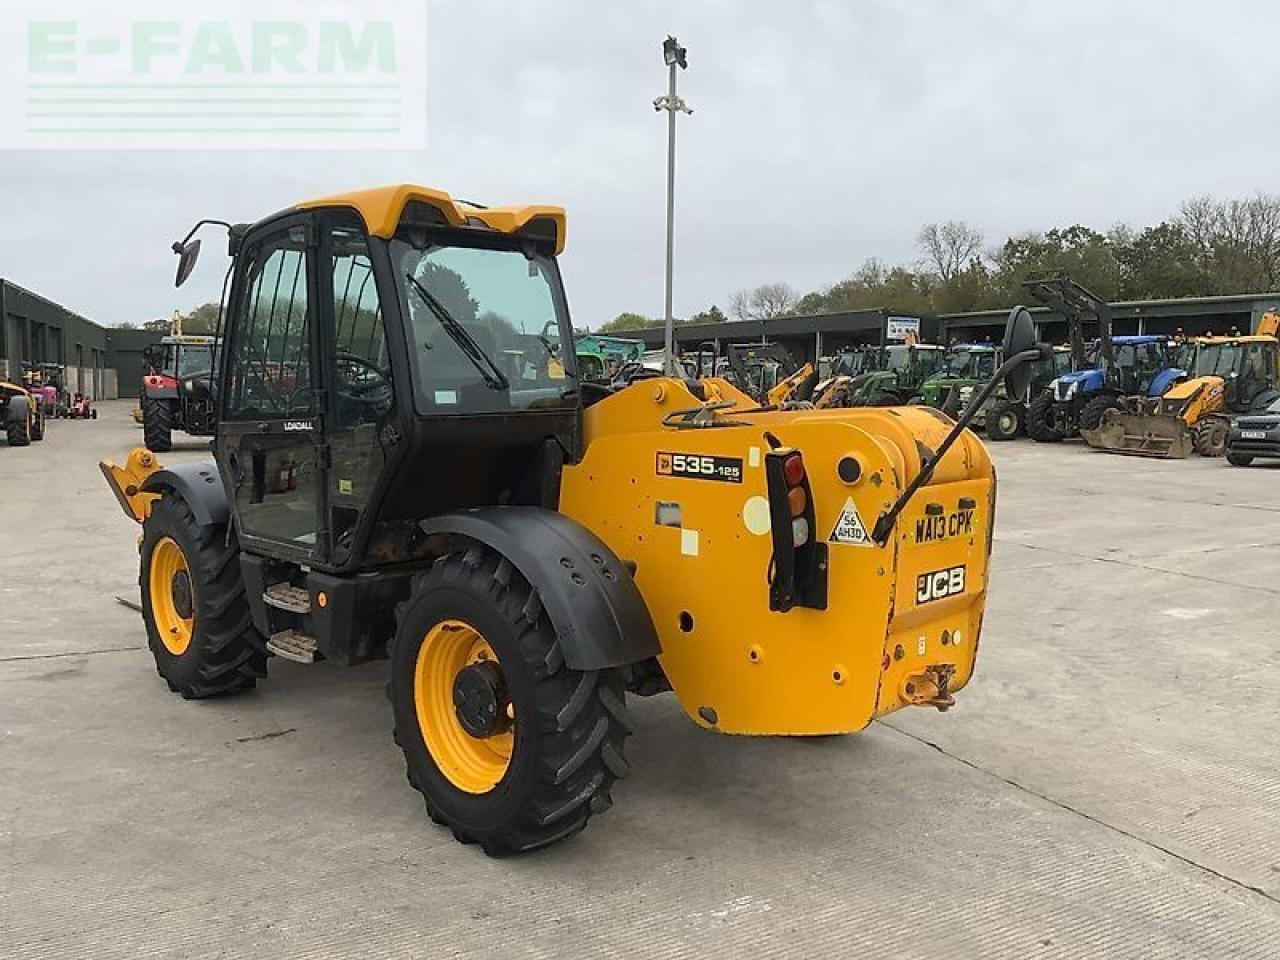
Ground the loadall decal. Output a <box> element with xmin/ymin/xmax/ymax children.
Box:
<box><xmin>656</xmin><ymin>452</ymin><xmax>744</xmax><ymax>483</ymax></box>
<box><xmin>916</xmin><ymin>565</ymin><xmax>966</xmax><ymax>604</ymax></box>
<box><xmin>914</xmin><ymin>507</ymin><xmax>975</xmax><ymax>544</ymax></box>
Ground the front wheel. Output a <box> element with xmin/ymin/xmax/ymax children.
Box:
<box><xmin>30</xmin><ymin>410</ymin><xmax>45</xmax><ymax>441</ymax></box>
<box><xmin>1226</xmin><ymin>450</ymin><xmax>1254</xmax><ymax>467</ymax></box>
<box><xmin>1026</xmin><ymin>392</ymin><xmax>1064</xmax><ymax>443</ymax></box>
<box><xmin>1079</xmin><ymin>395</ymin><xmax>1121</xmax><ymax>432</ymax></box>
<box><xmin>140</xmin><ymin>494</ymin><xmax>268</xmax><ymax>698</ymax></box>
<box><xmin>391</xmin><ymin>549</ymin><xmax>632</xmax><ymax>856</ymax></box>
<box><xmin>986</xmin><ymin>400</ymin><xmax>1023</xmax><ymax>441</ymax></box>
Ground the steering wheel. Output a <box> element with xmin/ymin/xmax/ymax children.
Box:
<box><xmin>334</xmin><ymin>351</ymin><xmax>391</xmax><ymax>398</ymax></box>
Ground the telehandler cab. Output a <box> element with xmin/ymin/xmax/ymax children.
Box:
<box><xmin>102</xmin><ymin>185</ymin><xmax>1045</xmax><ymax>855</ymax></box>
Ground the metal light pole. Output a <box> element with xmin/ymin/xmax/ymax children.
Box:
<box><xmin>654</xmin><ymin>36</ymin><xmax>691</xmax><ymax>375</ymax></box>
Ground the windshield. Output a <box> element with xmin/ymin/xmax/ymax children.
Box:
<box><xmin>885</xmin><ymin>346</ymin><xmax>943</xmax><ymax>376</ymax></box>
<box><xmin>392</xmin><ymin>239</ymin><xmax>570</xmax><ymax>413</ymax></box>
<box><xmin>169</xmin><ymin>344</ymin><xmax>213</xmax><ymax>378</ymax></box>
<box><xmin>940</xmin><ymin>349</ymin><xmax>996</xmax><ymax>379</ymax></box>
<box><xmin>1194</xmin><ymin>343</ymin><xmax>1239</xmax><ymax>377</ymax></box>
<box><xmin>1112</xmin><ymin>342</ymin><xmax>1166</xmax><ymax>373</ymax></box>
<box><xmin>834</xmin><ymin>350</ymin><xmax>867</xmax><ymax>377</ymax></box>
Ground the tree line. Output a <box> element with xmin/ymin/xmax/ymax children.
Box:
<box><xmin>598</xmin><ymin>193</ymin><xmax>1280</xmax><ymax>332</ymax></box>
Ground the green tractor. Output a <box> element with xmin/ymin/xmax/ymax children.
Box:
<box><xmin>574</xmin><ymin>335</ymin><xmax>645</xmax><ymax>382</ymax></box>
<box><xmin>920</xmin><ymin>343</ymin><xmax>1071</xmax><ymax>440</ymax></box>
<box><xmin>814</xmin><ymin>342</ymin><xmax>945</xmax><ymax>408</ymax></box>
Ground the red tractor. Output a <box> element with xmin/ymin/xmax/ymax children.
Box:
<box><xmin>139</xmin><ymin>334</ymin><xmax>217</xmax><ymax>451</ymax></box>
<box><xmin>67</xmin><ymin>392</ymin><xmax>97</xmax><ymax>419</ymax></box>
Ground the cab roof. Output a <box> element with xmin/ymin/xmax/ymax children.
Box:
<box><xmin>1193</xmin><ymin>334</ymin><xmax>1277</xmax><ymax>345</ymax></box>
<box><xmin>295</xmin><ymin>184</ymin><xmax>567</xmax><ymax>254</ymax></box>
<box><xmin>1103</xmin><ymin>335</ymin><xmax>1170</xmax><ymax>345</ymax></box>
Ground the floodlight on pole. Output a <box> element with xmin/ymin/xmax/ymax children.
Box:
<box><xmin>654</xmin><ymin>35</ymin><xmax>690</xmax><ymax>376</ymax></box>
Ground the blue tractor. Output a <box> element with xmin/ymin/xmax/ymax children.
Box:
<box><xmin>1021</xmin><ymin>273</ymin><xmax>1185</xmax><ymax>442</ymax></box>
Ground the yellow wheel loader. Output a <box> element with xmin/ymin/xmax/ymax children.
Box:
<box><xmin>101</xmin><ymin>184</ymin><xmax>1046</xmax><ymax>855</ymax></box>
<box><xmin>1084</xmin><ymin>318</ymin><xmax>1280</xmax><ymax>459</ymax></box>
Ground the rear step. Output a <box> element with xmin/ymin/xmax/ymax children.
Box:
<box><xmin>263</xmin><ymin>582</ymin><xmax>311</xmax><ymax>614</ymax></box>
<box><xmin>267</xmin><ymin>629</ymin><xmax>318</xmax><ymax>664</ymax></box>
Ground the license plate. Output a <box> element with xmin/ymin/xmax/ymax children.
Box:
<box><xmin>1241</xmin><ymin>430</ymin><xmax>1267</xmax><ymax>440</ymax></box>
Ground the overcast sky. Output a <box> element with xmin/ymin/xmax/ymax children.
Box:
<box><xmin>1</xmin><ymin>0</ymin><xmax>1278</xmax><ymax>329</ymax></box>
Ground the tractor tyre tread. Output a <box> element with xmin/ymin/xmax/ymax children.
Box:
<box><xmin>1078</xmin><ymin>395</ymin><xmax>1120</xmax><ymax>433</ymax></box>
<box><xmin>6</xmin><ymin>412</ymin><xmax>31</xmax><ymax>446</ymax></box>
<box><xmin>1025</xmin><ymin>392</ymin><xmax>1063</xmax><ymax>443</ymax></box>
<box><xmin>1191</xmin><ymin>417</ymin><xmax>1229</xmax><ymax>458</ymax></box>
<box><xmin>985</xmin><ymin>400</ymin><xmax>1023</xmax><ymax>441</ymax></box>
<box><xmin>391</xmin><ymin>549</ymin><xmax>631</xmax><ymax>857</ymax></box>
<box><xmin>143</xmin><ymin>398</ymin><xmax>174</xmax><ymax>452</ymax></box>
<box><xmin>140</xmin><ymin>494</ymin><xmax>267</xmax><ymax>699</ymax></box>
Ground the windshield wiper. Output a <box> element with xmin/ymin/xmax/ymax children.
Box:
<box><xmin>405</xmin><ymin>273</ymin><xmax>510</xmax><ymax>391</ymax></box>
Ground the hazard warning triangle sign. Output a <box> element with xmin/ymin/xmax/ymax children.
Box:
<box><xmin>828</xmin><ymin>497</ymin><xmax>873</xmax><ymax>547</ymax></box>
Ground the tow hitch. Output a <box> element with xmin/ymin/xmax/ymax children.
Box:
<box><xmin>901</xmin><ymin>664</ymin><xmax>956</xmax><ymax>712</ymax></box>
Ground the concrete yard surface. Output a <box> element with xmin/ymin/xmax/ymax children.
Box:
<box><xmin>2</xmin><ymin>401</ymin><xmax>1279</xmax><ymax>959</ymax></box>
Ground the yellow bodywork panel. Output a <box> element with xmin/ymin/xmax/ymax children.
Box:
<box><xmin>1162</xmin><ymin>375</ymin><xmax>1226</xmax><ymax>423</ymax></box>
<box><xmin>297</xmin><ymin>184</ymin><xmax>567</xmax><ymax>254</ymax></box>
<box><xmin>558</xmin><ymin>378</ymin><xmax>994</xmax><ymax>736</ymax></box>
<box><xmin>99</xmin><ymin>448</ymin><xmax>162</xmax><ymax>523</ymax></box>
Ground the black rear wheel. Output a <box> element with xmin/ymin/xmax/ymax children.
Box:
<box><xmin>1025</xmin><ymin>392</ymin><xmax>1064</xmax><ymax>443</ymax></box>
<box><xmin>30</xmin><ymin>410</ymin><xmax>45</xmax><ymax>441</ymax></box>
<box><xmin>140</xmin><ymin>495</ymin><xmax>268</xmax><ymax>698</ymax></box>
<box><xmin>1079</xmin><ymin>395</ymin><xmax>1121</xmax><ymax>432</ymax></box>
<box><xmin>391</xmin><ymin>548</ymin><xmax>632</xmax><ymax>856</ymax></box>
<box><xmin>143</xmin><ymin>398</ymin><xmax>174</xmax><ymax>452</ymax></box>
<box><xmin>985</xmin><ymin>400</ymin><xmax>1023</xmax><ymax>441</ymax></box>
<box><xmin>6</xmin><ymin>409</ymin><xmax>31</xmax><ymax>447</ymax></box>
<box><xmin>1191</xmin><ymin>417</ymin><xmax>1229</xmax><ymax>457</ymax></box>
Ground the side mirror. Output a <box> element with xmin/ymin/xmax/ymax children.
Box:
<box><xmin>173</xmin><ymin>237</ymin><xmax>202</xmax><ymax>288</ymax></box>
<box><xmin>1001</xmin><ymin>305</ymin><xmax>1039</xmax><ymax>399</ymax></box>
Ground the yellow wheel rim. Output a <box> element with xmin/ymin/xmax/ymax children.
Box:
<box><xmin>149</xmin><ymin>537</ymin><xmax>194</xmax><ymax>656</ymax></box>
<box><xmin>414</xmin><ymin>619</ymin><xmax>514</xmax><ymax>794</ymax></box>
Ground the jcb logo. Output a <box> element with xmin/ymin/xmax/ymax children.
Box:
<box><xmin>916</xmin><ymin>565</ymin><xmax>966</xmax><ymax>605</ymax></box>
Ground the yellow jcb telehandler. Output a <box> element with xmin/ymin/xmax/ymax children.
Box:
<box><xmin>101</xmin><ymin>184</ymin><xmax>1046</xmax><ymax>855</ymax></box>
<box><xmin>1083</xmin><ymin>314</ymin><xmax>1280</xmax><ymax>458</ymax></box>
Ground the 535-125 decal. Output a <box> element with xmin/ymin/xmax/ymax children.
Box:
<box><xmin>656</xmin><ymin>452</ymin><xmax>744</xmax><ymax>483</ymax></box>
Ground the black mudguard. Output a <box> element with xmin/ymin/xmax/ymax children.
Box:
<box><xmin>421</xmin><ymin>507</ymin><xmax>660</xmax><ymax>671</ymax></box>
<box><xmin>141</xmin><ymin>460</ymin><xmax>230</xmax><ymax>527</ymax></box>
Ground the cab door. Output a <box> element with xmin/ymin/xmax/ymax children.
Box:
<box><xmin>218</xmin><ymin>216</ymin><xmax>327</xmax><ymax>562</ymax></box>
<box><xmin>318</xmin><ymin>213</ymin><xmax>398</xmax><ymax>566</ymax></box>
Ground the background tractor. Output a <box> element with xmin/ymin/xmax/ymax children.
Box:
<box><xmin>918</xmin><ymin>343</ymin><xmax>1071</xmax><ymax>440</ymax></box>
<box><xmin>139</xmin><ymin>332</ymin><xmax>218</xmax><ymax>451</ymax></box>
<box><xmin>21</xmin><ymin>362</ymin><xmax>69</xmax><ymax>418</ymax></box>
<box><xmin>813</xmin><ymin>340</ymin><xmax>945</xmax><ymax>408</ymax></box>
<box><xmin>573</xmin><ymin>334</ymin><xmax>645</xmax><ymax>382</ymax></box>
<box><xmin>1023</xmin><ymin>273</ymin><xmax>1185</xmax><ymax>442</ymax></box>
<box><xmin>0</xmin><ymin>380</ymin><xmax>44</xmax><ymax>446</ymax></box>
<box><xmin>101</xmin><ymin>183</ymin><xmax>1045</xmax><ymax>856</ymax></box>
<box><xmin>1082</xmin><ymin>320</ymin><xmax>1280</xmax><ymax>457</ymax></box>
